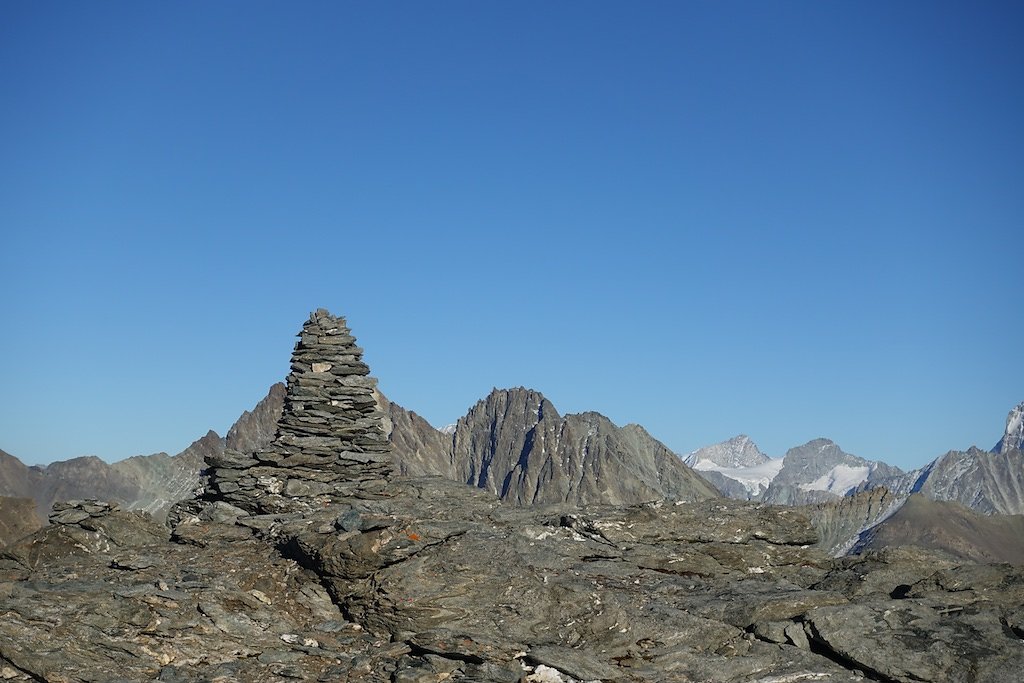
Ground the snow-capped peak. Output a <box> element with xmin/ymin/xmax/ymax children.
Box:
<box><xmin>994</xmin><ymin>402</ymin><xmax>1024</xmax><ymax>453</ymax></box>
<box><xmin>684</xmin><ymin>434</ymin><xmax>770</xmax><ymax>469</ymax></box>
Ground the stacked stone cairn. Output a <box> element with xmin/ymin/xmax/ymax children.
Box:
<box><xmin>204</xmin><ymin>309</ymin><xmax>393</xmax><ymax>514</ymax></box>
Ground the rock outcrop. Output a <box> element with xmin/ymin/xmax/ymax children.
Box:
<box><xmin>204</xmin><ymin>309</ymin><xmax>393</xmax><ymax>514</ymax></box>
<box><xmin>1</xmin><ymin>309</ymin><xmax>1023</xmax><ymax>683</ymax></box>
<box><xmin>4</xmin><ymin>478</ymin><xmax>1024</xmax><ymax>681</ymax></box>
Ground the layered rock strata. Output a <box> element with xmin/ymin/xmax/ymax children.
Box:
<box><xmin>2</xmin><ymin>310</ymin><xmax>1023</xmax><ymax>682</ymax></box>
<box><xmin>204</xmin><ymin>309</ymin><xmax>393</xmax><ymax>513</ymax></box>
<box><xmin>4</xmin><ymin>478</ymin><xmax>1024</xmax><ymax>682</ymax></box>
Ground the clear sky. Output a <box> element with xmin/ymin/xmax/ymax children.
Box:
<box><xmin>1</xmin><ymin>2</ymin><xmax>1021</xmax><ymax>469</ymax></box>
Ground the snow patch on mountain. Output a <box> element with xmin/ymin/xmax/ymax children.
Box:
<box><xmin>692</xmin><ymin>458</ymin><xmax>784</xmax><ymax>497</ymax></box>
<box><xmin>684</xmin><ymin>435</ymin><xmax>770</xmax><ymax>469</ymax></box>
<box><xmin>798</xmin><ymin>464</ymin><xmax>871</xmax><ymax>495</ymax></box>
<box><xmin>994</xmin><ymin>402</ymin><xmax>1024</xmax><ymax>453</ymax></box>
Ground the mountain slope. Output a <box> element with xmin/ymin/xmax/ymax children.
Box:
<box><xmin>684</xmin><ymin>434</ymin><xmax>770</xmax><ymax>468</ymax></box>
<box><xmin>853</xmin><ymin>493</ymin><xmax>1024</xmax><ymax>563</ymax></box>
<box><xmin>225</xmin><ymin>382</ymin><xmax>286</xmax><ymax>453</ymax></box>
<box><xmin>993</xmin><ymin>401</ymin><xmax>1024</xmax><ymax>454</ymax></box>
<box><xmin>909</xmin><ymin>446</ymin><xmax>1024</xmax><ymax>515</ymax></box>
<box><xmin>449</xmin><ymin>388</ymin><xmax>718</xmax><ymax>506</ymax></box>
<box><xmin>0</xmin><ymin>496</ymin><xmax>43</xmax><ymax>547</ymax></box>
<box><xmin>808</xmin><ymin>486</ymin><xmax>905</xmax><ymax>556</ymax></box>
<box><xmin>762</xmin><ymin>438</ymin><xmax>904</xmax><ymax>505</ymax></box>
<box><xmin>377</xmin><ymin>389</ymin><xmax>454</xmax><ymax>478</ymax></box>
<box><xmin>110</xmin><ymin>430</ymin><xmax>224</xmax><ymax>517</ymax></box>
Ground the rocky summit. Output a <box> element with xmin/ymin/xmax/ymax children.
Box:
<box><xmin>1</xmin><ymin>309</ymin><xmax>1023</xmax><ymax>683</ymax></box>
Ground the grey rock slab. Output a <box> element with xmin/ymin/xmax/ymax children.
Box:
<box><xmin>804</xmin><ymin>599</ymin><xmax>1024</xmax><ymax>682</ymax></box>
<box><xmin>526</xmin><ymin>644</ymin><xmax>621</xmax><ymax>680</ymax></box>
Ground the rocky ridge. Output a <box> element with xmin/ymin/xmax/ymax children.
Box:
<box><xmin>684</xmin><ymin>434</ymin><xmax>770</xmax><ymax>469</ymax></box>
<box><xmin>693</xmin><ymin>428</ymin><xmax>1024</xmax><ymax>556</ymax></box>
<box><xmin>1</xmin><ymin>309</ymin><xmax>1022</xmax><ymax>683</ymax></box>
<box><xmin>994</xmin><ymin>401</ymin><xmax>1024</xmax><ymax>453</ymax></box>
<box><xmin>0</xmin><ymin>410</ymin><xmax>269</xmax><ymax>525</ymax></box>
<box><xmin>684</xmin><ymin>435</ymin><xmax>781</xmax><ymax>500</ymax></box>
<box><xmin>449</xmin><ymin>389</ymin><xmax>718</xmax><ymax>506</ymax></box>
<box><xmin>907</xmin><ymin>445</ymin><xmax>1024</xmax><ymax>515</ymax></box>
<box><xmin>761</xmin><ymin>439</ymin><xmax>905</xmax><ymax>506</ymax></box>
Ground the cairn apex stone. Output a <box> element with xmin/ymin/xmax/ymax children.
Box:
<box><xmin>204</xmin><ymin>309</ymin><xmax>394</xmax><ymax>513</ymax></box>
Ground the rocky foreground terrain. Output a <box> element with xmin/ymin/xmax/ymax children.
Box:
<box><xmin>5</xmin><ymin>480</ymin><xmax>1024</xmax><ymax>683</ymax></box>
<box><xmin>1</xmin><ymin>309</ymin><xmax>1022</xmax><ymax>683</ymax></box>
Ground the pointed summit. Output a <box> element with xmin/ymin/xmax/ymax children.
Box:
<box><xmin>993</xmin><ymin>401</ymin><xmax>1024</xmax><ymax>454</ymax></box>
<box><xmin>684</xmin><ymin>435</ymin><xmax>770</xmax><ymax>469</ymax></box>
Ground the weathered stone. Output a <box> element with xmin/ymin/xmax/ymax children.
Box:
<box><xmin>3</xmin><ymin>309</ymin><xmax>1021</xmax><ymax>683</ymax></box>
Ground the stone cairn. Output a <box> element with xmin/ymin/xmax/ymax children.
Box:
<box><xmin>204</xmin><ymin>309</ymin><xmax>393</xmax><ymax>514</ymax></box>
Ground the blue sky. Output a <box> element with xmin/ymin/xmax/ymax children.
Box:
<box><xmin>1</xmin><ymin>2</ymin><xmax>1021</xmax><ymax>469</ymax></box>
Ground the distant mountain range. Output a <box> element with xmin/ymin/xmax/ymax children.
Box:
<box><xmin>0</xmin><ymin>385</ymin><xmax>282</xmax><ymax>525</ymax></box>
<box><xmin>0</xmin><ymin>383</ymin><xmax>717</xmax><ymax>540</ymax></box>
<box><xmin>382</xmin><ymin>386</ymin><xmax>717</xmax><ymax>506</ymax></box>
<box><xmin>2</xmin><ymin>385</ymin><xmax>1021</xmax><ymax>562</ymax></box>
<box><xmin>687</xmin><ymin>401</ymin><xmax>1024</xmax><ymax>555</ymax></box>
<box><xmin>686</xmin><ymin>436</ymin><xmax>906</xmax><ymax>503</ymax></box>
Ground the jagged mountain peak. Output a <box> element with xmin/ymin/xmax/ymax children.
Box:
<box><xmin>994</xmin><ymin>401</ymin><xmax>1024</xmax><ymax>454</ymax></box>
<box><xmin>802</xmin><ymin>437</ymin><xmax>841</xmax><ymax>451</ymax></box>
<box><xmin>684</xmin><ymin>434</ymin><xmax>770</xmax><ymax>469</ymax></box>
<box><xmin>761</xmin><ymin>438</ymin><xmax>904</xmax><ymax>506</ymax></box>
<box><xmin>449</xmin><ymin>387</ymin><xmax>716</xmax><ymax>505</ymax></box>
<box><xmin>911</xmin><ymin>444</ymin><xmax>1024</xmax><ymax>515</ymax></box>
<box><xmin>461</xmin><ymin>387</ymin><xmax>560</xmax><ymax>428</ymax></box>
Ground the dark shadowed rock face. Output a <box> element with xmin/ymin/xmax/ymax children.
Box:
<box><xmin>448</xmin><ymin>388</ymin><xmax>719</xmax><ymax>506</ymax></box>
<box><xmin>0</xmin><ymin>451</ymin><xmax>35</xmax><ymax>508</ymax></box>
<box><xmin>226</xmin><ymin>382</ymin><xmax>286</xmax><ymax>453</ymax></box>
